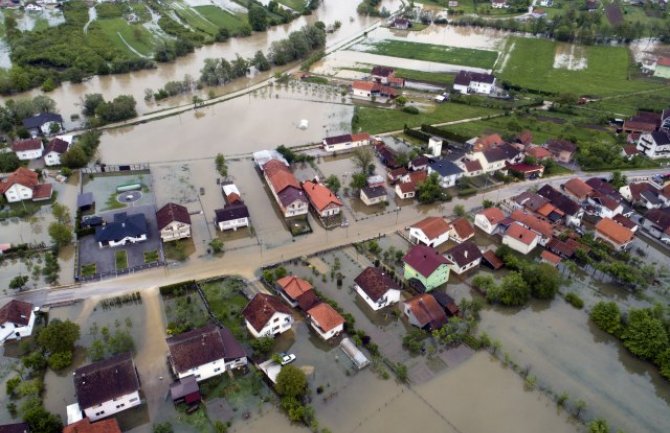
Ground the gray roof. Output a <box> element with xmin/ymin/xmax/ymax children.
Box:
<box><xmin>22</xmin><ymin>112</ymin><xmax>63</xmax><ymax>129</ymax></box>
<box><xmin>74</xmin><ymin>352</ymin><xmax>140</xmax><ymax>409</ymax></box>
<box><xmin>651</xmin><ymin>129</ymin><xmax>670</xmax><ymax>145</ymax></box>
<box><xmin>94</xmin><ymin>212</ymin><xmax>147</xmax><ymax>243</ymax></box>
<box><xmin>429</xmin><ymin>159</ymin><xmax>463</xmax><ymax>177</ymax></box>
<box><xmin>76</xmin><ymin>192</ymin><xmax>95</xmax><ymax>209</ymax></box>
<box><xmin>215</xmin><ymin>203</ymin><xmax>249</xmax><ymax>222</ymax></box>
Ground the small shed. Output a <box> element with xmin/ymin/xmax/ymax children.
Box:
<box><xmin>481</xmin><ymin>250</ymin><xmax>504</xmax><ymax>270</ymax></box>
<box><xmin>339</xmin><ymin>337</ymin><xmax>370</xmax><ymax>370</ymax></box>
<box><xmin>77</xmin><ymin>192</ymin><xmax>95</xmax><ymax>212</ymax></box>
<box><xmin>170</xmin><ymin>375</ymin><xmax>201</xmax><ymax>405</ymax></box>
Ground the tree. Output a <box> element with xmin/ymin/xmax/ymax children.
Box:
<box><xmin>60</xmin><ymin>145</ymin><xmax>89</xmax><ymax>168</ymax></box>
<box><xmin>589</xmin><ymin>419</ymin><xmax>609</xmax><ymax>433</ymax></box>
<box><xmin>248</xmin><ymin>5</ymin><xmax>268</xmax><ymax>31</ymax></box>
<box><xmin>215</xmin><ymin>27</ymin><xmax>230</xmax><ymax>42</ymax></box>
<box><xmin>0</xmin><ymin>152</ymin><xmax>20</xmax><ymax>172</ymax></box>
<box><xmin>324</xmin><ymin>175</ymin><xmax>341</xmax><ymax>194</ymax></box>
<box><xmin>51</xmin><ymin>202</ymin><xmax>71</xmax><ymax>225</ymax></box>
<box><xmin>657</xmin><ymin>348</ymin><xmax>670</xmax><ymax>379</ymax></box>
<box><xmin>351</xmin><ymin>148</ymin><xmax>373</xmax><ymax>174</ymax></box>
<box><xmin>48</xmin><ymin>222</ymin><xmax>72</xmax><ymax>249</ymax></box>
<box><xmin>215</xmin><ymin>153</ymin><xmax>227</xmax><ymax>177</ymax></box>
<box><xmin>574</xmin><ymin>399</ymin><xmax>587</xmax><ymax>418</ymax></box>
<box><xmin>22</xmin><ymin>399</ymin><xmax>62</xmax><ymax>433</ymax></box>
<box><xmin>253</xmin><ymin>50</ymin><xmax>271</xmax><ymax>71</ymax></box>
<box><xmin>82</xmin><ymin>93</ymin><xmax>105</xmax><ymax>117</ymax></box>
<box><xmin>622</xmin><ymin>308</ymin><xmax>669</xmax><ymax>361</ymax></box>
<box><xmin>611</xmin><ymin>170</ymin><xmax>627</xmax><ymax>189</ymax></box>
<box><xmin>88</xmin><ymin>339</ymin><xmax>106</xmax><ymax>362</ymax></box>
<box><xmin>9</xmin><ymin>275</ymin><xmax>29</xmax><ymax>290</ymax></box>
<box><xmin>416</xmin><ymin>172</ymin><xmax>448</xmax><ymax>204</ymax></box>
<box><xmin>590</xmin><ymin>301</ymin><xmax>622</xmax><ymax>335</ymax></box>
<box><xmin>250</xmin><ymin>337</ymin><xmax>274</xmax><ymax>356</ymax></box>
<box><xmin>192</xmin><ymin>95</ymin><xmax>203</xmax><ymax>108</ymax></box>
<box><xmin>276</xmin><ymin>365</ymin><xmax>308</xmax><ymax>398</ymax></box>
<box><xmin>349</xmin><ymin>172</ymin><xmax>367</xmax><ymax>191</ymax></box>
<box><xmin>482</xmin><ymin>199</ymin><xmax>494</xmax><ymax>208</ymax></box>
<box><xmin>487</xmin><ymin>272</ymin><xmax>530</xmax><ymax>306</ymax></box>
<box><xmin>32</xmin><ymin>95</ymin><xmax>56</xmax><ymax>113</ymax></box>
<box><xmin>37</xmin><ymin>319</ymin><xmax>80</xmax><ymax>355</ymax></box>
<box><xmin>47</xmin><ymin>351</ymin><xmax>73</xmax><ymax>370</ymax></box>
<box><xmin>524</xmin><ymin>263</ymin><xmax>560</xmax><ymax>299</ymax></box>
<box><xmin>454</xmin><ymin>204</ymin><xmax>466</xmax><ymax>217</ymax></box>
<box><xmin>209</xmin><ymin>238</ymin><xmax>224</xmax><ymax>254</ymax></box>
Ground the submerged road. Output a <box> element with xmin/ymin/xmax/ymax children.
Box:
<box><xmin>4</xmin><ymin>167</ymin><xmax>667</xmax><ymax>307</ymax></box>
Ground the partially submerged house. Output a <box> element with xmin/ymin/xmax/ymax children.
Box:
<box><xmin>169</xmin><ymin>375</ymin><xmax>201</xmax><ymax>407</ymax></box>
<box><xmin>156</xmin><ymin>202</ymin><xmax>191</xmax><ymax>242</ymax></box>
<box><xmin>22</xmin><ymin>112</ymin><xmax>63</xmax><ymax>136</ymax></box>
<box><xmin>0</xmin><ymin>300</ymin><xmax>36</xmax><ymax>342</ymax></box>
<box><xmin>0</xmin><ymin>167</ymin><xmax>52</xmax><ymax>203</ymax></box>
<box><xmin>403</xmin><ymin>293</ymin><xmax>448</xmax><ymax>331</ymax></box>
<box><xmin>11</xmin><ymin>138</ymin><xmax>44</xmax><ymax>161</ymax></box>
<box><xmin>63</xmin><ymin>418</ymin><xmax>122</xmax><ymax>433</ymax></box>
<box><xmin>94</xmin><ymin>212</ymin><xmax>148</xmax><ymax>248</ymax></box>
<box><xmin>306</xmin><ymin>303</ymin><xmax>345</xmax><ymax>341</ymax></box>
<box><xmin>166</xmin><ymin>324</ymin><xmax>247</xmax><ymax>382</ymax></box>
<box><xmin>502</xmin><ymin>222</ymin><xmax>539</xmax><ymax>255</ymax></box>
<box><xmin>263</xmin><ymin>159</ymin><xmax>308</xmax><ymax>218</ymax></box>
<box><xmin>353</xmin><ymin>267</ymin><xmax>402</xmax><ymax>311</ymax></box>
<box><xmin>448</xmin><ymin>217</ymin><xmax>475</xmax><ymax>243</ymax></box>
<box><xmin>322</xmin><ymin>132</ymin><xmax>370</xmax><ymax>153</ymax></box>
<box><xmin>408</xmin><ymin>216</ymin><xmax>451</xmax><ymax>248</ymax></box>
<box><xmin>43</xmin><ymin>137</ymin><xmax>69</xmax><ymax>166</ymax></box>
<box><xmin>403</xmin><ymin>244</ymin><xmax>451</xmax><ymax>292</ymax></box>
<box><xmin>444</xmin><ymin>241</ymin><xmax>482</xmax><ymax>275</ymax></box>
<box><xmin>73</xmin><ymin>352</ymin><xmax>142</xmax><ymax>422</ymax></box>
<box><xmin>594</xmin><ymin>217</ymin><xmax>634</xmax><ymax>251</ymax></box>
<box><xmin>302</xmin><ymin>180</ymin><xmax>343</xmax><ymax>219</ymax></box>
<box><xmin>360</xmin><ymin>185</ymin><xmax>388</xmax><ymax>206</ymax></box>
<box><xmin>215</xmin><ymin>203</ymin><xmax>250</xmax><ymax>231</ymax></box>
<box><xmin>427</xmin><ymin>159</ymin><xmax>464</xmax><ymax>188</ymax></box>
<box><xmin>242</xmin><ymin>293</ymin><xmax>294</xmax><ymax>339</ymax></box>
<box><xmin>275</xmin><ymin>275</ymin><xmax>315</xmax><ymax>309</ymax></box>
<box><xmin>474</xmin><ymin>207</ymin><xmax>506</xmax><ymax>235</ymax></box>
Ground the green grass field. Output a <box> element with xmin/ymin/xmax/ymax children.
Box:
<box><xmin>353</xmin><ymin>103</ymin><xmax>501</xmax><ymax>134</ymax></box>
<box><xmin>357</xmin><ymin>40</ymin><xmax>499</xmax><ymax>69</ymax></box>
<box><xmin>581</xmin><ymin>89</ymin><xmax>670</xmax><ymax>116</ymax></box>
<box><xmin>193</xmin><ymin>5</ymin><xmax>247</xmax><ymax>32</ymax></box>
<box><xmin>393</xmin><ymin>68</ymin><xmax>455</xmax><ymax>86</ymax></box>
<box><xmin>278</xmin><ymin>0</ymin><xmax>307</xmax><ymax>11</ymax></box>
<box><xmin>499</xmin><ymin>37</ymin><xmax>662</xmax><ymax>97</ymax></box>
<box><xmin>94</xmin><ymin>18</ymin><xmax>157</xmax><ymax>57</ymax></box>
<box><xmin>115</xmin><ymin>250</ymin><xmax>128</xmax><ymax>270</ymax></box>
<box><xmin>173</xmin><ymin>4</ymin><xmax>219</xmax><ymax>35</ymax></box>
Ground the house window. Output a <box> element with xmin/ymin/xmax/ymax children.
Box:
<box><xmin>129</xmin><ymin>398</ymin><xmax>138</xmax><ymax>403</ymax></box>
<box><xmin>214</xmin><ymin>368</ymin><xmax>221</xmax><ymax>373</ymax></box>
<box><xmin>116</xmin><ymin>403</ymin><xmax>125</xmax><ymax>409</ymax></box>
<box><xmin>273</xmin><ymin>317</ymin><xmax>279</xmax><ymax>322</ymax></box>
<box><xmin>95</xmin><ymin>411</ymin><xmax>105</xmax><ymax>416</ymax></box>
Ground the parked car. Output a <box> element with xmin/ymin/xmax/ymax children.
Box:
<box><xmin>280</xmin><ymin>353</ymin><xmax>296</xmax><ymax>365</ymax></box>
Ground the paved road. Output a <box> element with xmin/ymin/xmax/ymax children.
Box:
<box><xmin>5</xmin><ymin>167</ymin><xmax>666</xmax><ymax>307</ymax></box>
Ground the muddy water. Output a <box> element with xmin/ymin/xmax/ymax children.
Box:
<box><xmin>97</xmin><ymin>86</ymin><xmax>353</xmax><ymax>163</ymax></box>
<box><xmin>479</xmin><ymin>298</ymin><xmax>670</xmax><ymax>433</ymax></box>
<box><xmin>0</xmin><ymin>0</ymin><xmax>403</xmax><ymax>117</ymax></box>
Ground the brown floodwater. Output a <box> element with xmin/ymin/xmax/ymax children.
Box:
<box><xmin>0</xmin><ymin>0</ymin><xmax>403</xmax><ymax>117</ymax></box>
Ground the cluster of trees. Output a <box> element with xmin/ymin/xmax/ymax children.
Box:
<box><xmin>82</xmin><ymin>93</ymin><xmax>137</xmax><ymax>125</ymax></box>
<box><xmin>48</xmin><ymin>202</ymin><xmax>73</xmax><ymax>253</ymax></box>
<box><xmin>267</xmin><ymin>23</ymin><xmax>326</xmax><ymax>66</ymax></box>
<box><xmin>87</xmin><ymin>319</ymin><xmax>136</xmax><ymax>362</ymax></box>
<box><xmin>276</xmin><ymin>145</ymin><xmax>314</xmax><ymax>164</ymax></box>
<box><xmin>472</xmin><ymin>245</ymin><xmax>561</xmax><ymax>306</ymax></box>
<box><xmin>38</xmin><ymin>319</ymin><xmax>81</xmax><ymax>370</ymax></box>
<box><xmin>591</xmin><ymin>302</ymin><xmax>670</xmax><ymax>379</ymax></box>
<box><xmin>61</xmin><ymin>130</ymin><xmax>102</xmax><ymax>168</ymax></box>
<box><xmin>200</xmin><ymin>55</ymin><xmax>252</xmax><ymax>87</ymax></box>
<box><xmin>0</xmin><ymin>95</ymin><xmax>58</xmax><ymax>140</ymax></box>
<box><xmin>149</xmin><ymin>74</ymin><xmax>197</xmax><ymax>101</ymax></box>
<box><xmin>276</xmin><ymin>365</ymin><xmax>316</xmax><ymax>427</ymax></box>
<box><xmin>416</xmin><ymin>172</ymin><xmax>451</xmax><ymax>204</ymax></box>
<box><xmin>432</xmin><ymin>299</ymin><xmax>484</xmax><ymax>346</ymax></box>
<box><xmin>166</xmin><ymin>294</ymin><xmax>209</xmax><ymax>335</ymax></box>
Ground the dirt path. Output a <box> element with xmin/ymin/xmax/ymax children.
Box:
<box><xmin>117</xmin><ymin>32</ymin><xmax>151</xmax><ymax>59</ymax></box>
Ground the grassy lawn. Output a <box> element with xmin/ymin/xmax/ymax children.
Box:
<box><xmin>172</xmin><ymin>3</ymin><xmax>218</xmax><ymax>35</ymax></box>
<box><xmin>394</xmin><ymin>68</ymin><xmax>455</xmax><ymax>86</ymax></box>
<box><xmin>115</xmin><ymin>250</ymin><xmax>128</xmax><ymax>271</ymax></box>
<box><xmin>144</xmin><ymin>250</ymin><xmax>159</xmax><ymax>264</ymax></box>
<box><xmin>581</xmin><ymin>89</ymin><xmax>670</xmax><ymax>116</ymax></box>
<box><xmin>94</xmin><ymin>18</ymin><xmax>157</xmax><ymax>57</ymax></box>
<box><xmin>163</xmin><ymin>239</ymin><xmax>194</xmax><ymax>261</ymax></box>
<box><xmin>201</xmin><ymin>278</ymin><xmax>249</xmax><ymax>340</ymax></box>
<box><xmin>356</xmin><ymin>40</ymin><xmax>498</xmax><ymax>69</ymax></box>
<box><xmin>278</xmin><ymin>0</ymin><xmax>307</xmax><ymax>11</ymax></box>
<box><xmin>193</xmin><ymin>5</ymin><xmax>247</xmax><ymax>32</ymax></box>
<box><xmin>353</xmin><ymin>103</ymin><xmax>502</xmax><ymax>134</ymax></box>
<box><xmin>81</xmin><ymin>263</ymin><xmax>97</xmax><ymax>278</ymax></box>
<box><xmin>499</xmin><ymin>37</ymin><xmax>663</xmax><ymax>97</ymax></box>
<box><xmin>128</xmin><ymin>2</ymin><xmax>152</xmax><ymax>22</ymax></box>
<box><xmin>105</xmin><ymin>192</ymin><xmax>125</xmax><ymax>211</ymax></box>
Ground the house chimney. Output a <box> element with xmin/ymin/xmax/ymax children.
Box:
<box><xmin>464</xmin><ymin>250</ymin><xmax>468</xmax><ymax>259</ymax></box>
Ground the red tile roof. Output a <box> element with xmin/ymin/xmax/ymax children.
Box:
<box><xmin>0</xmin><ymin>300</ymin><xmax>33</xmax><ymax>326</ymax></box>
<box><xmin>351</xmin><ymin>132</ymin><xmax>371</xmax><ymax>142</ymax></box>
<box><xmin>398</xmin><ymin>182</ymin><xmax>415</xmax><ymax>194</ymax></box>
<box><xmin>352</xmin><ymin>81</ymin><xmax>377</xmax><ymax>91</ymax></box>
<box><xmin>45</xmin><ymin>138</ymin><xmax>69</xmax><ymax>154</ymax></box>
<box><xmin>408</xmin><ymin>170</ymin><xmax>427</xmax><ymax>184</ymax></box>
<box><xmin>403</xmin><ymin>244</ymin><xmax>452</xmax><ymax>278</ymax></box>
<box><xmin>354</xmin><ymin>267</ymin><xmax>399</xmax><ymax>302</ymax></box>
<box><xmin>156</xmin><ymin>202</ymin><xmax>191</xmax><ymax>231</ymax></box>
<box><xmin>525</xmin><ymin>146</ymin><xmax>552</xmax><ymax>160</ymax></box>
<box><xmin>478</xmin><ymin>207</ymin><xmax>505</xmax><ymax>225</ymax></box>
<box><xmin>563</xmin><ymin>178</ymin><xmax>593</xmax><ymax>199</ymax></box>
<box><xmin>0</xmin><ymin>167</ymin><xmax>39</xmax><ymax>194</ymax></box>
<box><xmin>63</xmin><ymin>418</ymin><xmax>122</xmax><ymax>433</ymax></box>
<box><xmin>517</xmin><ymin>130</ymin><xmax>533</xmax><ymax>145</ymax></box>
<box><xmin>242</xmin><ymin>293</ymin><xmax>293</xmax><ymax>333</ymax></box>
<box><xmin>540</xmin><ymin>250</ymin><xmax>561</xmax><ymax>266</ymax></box>
<box><xmin>474</xmin><ymin>133</ymin><xmax>504</xmax><ymax>151</ymax></box>
<box><xmin>264</xmin><ymin>159</ymin><xmax>300</xmax><ymax>193</ymax></box>
<box><xmin>450</xmin><ymin>217</ymin><xmax>475</xmax><ymax>240</ymax></box>
<box><xmin>482</xmin><ymin>250</ymin><xmax>503</xmax><ymax>269</ymax></box>
<box><xmin>307</xmin><ymin>303</ymin><xmax>345</xmax><ymax>332</ymax></box>
<box><xmin>411</xmin><ymin>216</ymin><xmax>451</xmax><ymax>240</ymax></box>
<box><xmin>504</xmin><ymin>222</ymin><xmax>538</xmax><ymax>245</ymax></box>
<box><xmin>404</xmin><ymin>294</ymin><xmax>447</xmax><ymax>330</ymax></box>
<box><xmin>302</xmin><ymin>180</ymin><xmax>342</xmax><ymax>212</ymax></box>
<box><xmin>595</xmin><ymin>217</ymin><xmax>634</xmax><ymax>246</ymax></box>
<box><xmin>11</xmin><ymin>138</ymin><xmax>42</xmax><ymax>152</ymax></box>
<box><xmin>511</xmin><ymin>210</ymin><xmax>553</xmax><ymax>238</ymax></box>
<box><xmin>277</xmin><ymin>275</ymin><xmax>313</xmax><ymax>300</ymax></box>
<box><xmin>658</xmin><ymin>57</ymin><xmax>670</xmax><ymax>67</ymax></box>
<box><xmin>464</xmin><ymin>159</ymin><xmax>483</xmax><ymax>173</ymax></box>
<box><xmin>31</xmin><ymin>183</ymin><xmax>53</xmax><ymax>200</ymax></box>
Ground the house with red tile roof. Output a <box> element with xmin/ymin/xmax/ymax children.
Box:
<box><xmin>502</xmin><ymin>222</ymin><xmax>539</xmax><ymax>254</ymax></box>
<box><xmin>63</xmin><ymin>417</ymin><xmax>122</xmax><ymax>433</ymax></box>
<box><xmin>403</xmin><ymin>244</ymin><xmax>452</xmax><ymax>291</ymax></box>
<box><xmin>322</xmin><ymin>132</ymin><xmax>371</xmax><ymax>153</ymax></box>
<box><xmin>474</xmin><ymin>207</ymin><xmax>506</xmax><ymax>235</ymax></box>
<box><xmin>395</xmin><ymin>181</ymin><xmax>416</xmax><ymax>199</ymax></box>
<box><xmin>307</xmin><ymin>303</ymin><xmax>345</xmax><ymax>341</ymax></box>
<box><xmin>525</xmin><ymin>146</ymin><xmax>553</xmax><ymax>161</ymax></box>
<box><xmin>540</xmin><ymin>250</ymin><xmax>561</xmax><ymax>267</ymax></box>
<box><xmin>156</xmin><ymin>202</ymin><xmax>191</xmax><ymax>242</ymax></box>
<box><xmin>445</xmin><ymin>241</ymin><xmax>482</xmax><ymax>274</ymax></box>
<box><xmin>510</xmin><ymin>210</ymin><xmax>553</xmax><ymax>246</ymax></box>
<box><xmin>242</xmin><ymin>293</ymin><xmax>294</xmax><ymax>339</ymax></box>
<box><xmin>263</xmin><ymin>160</ymin><xmax>308</xmax><ymax>218</ymax></box>
<box><xmin>11</xmin><ymin>138</ymin><xmax>43</xmax><ymax>160</ymax></box>
<box><xmin>353</xmin><ymin>267</ymin><xmax>402</xmax><ymax>311</ymax></box>
<box><xmin>43</xmin><ymin>137</ymin><xmax>70</xmax><ymax>166</ymax></box>
<box><xmin>545</xmin><ymin>139</ymin><xmax>576</xmax><ymax>163</ymax></box>
<box><xmin>403</xmin><ymin>294</ymin><xmax>447</xmax><ymax>331</ymax></box>
<box><xmin>448</xmin><ymin>217</ymin><xmax>475</xmax><ymax>243</ymax></box>
<box><xmin>302</xmin><ymin>180</ymin><xmax>342</xmax><ymax>218</ymax></box>
<box><xmin>594</xmin><ymin>217</ymin><xmax>634</xmax><ymax>251</ymax></box>
<box><xmin>563</xmin><ymin>178</ymin><xmax>593</xmax><ymax>202</ymax></box>
<box><xmin>409</xmin><ymin>216</ymin><xmax>451</xmax><ymax>248</ymax></box>
<box><xmin>275</xmin><ymin>275</ymin><xmax>314</xmax><ymax>308</ymax></box>
<box><xmin>0</xmin><ymin>167</ymin><xmax>52</xmax><ymax>203</ymax></box>
<box><xmin>0</xmin><ymin>300</ymin><xmax>36</xmax><ymax>342</ymax></box>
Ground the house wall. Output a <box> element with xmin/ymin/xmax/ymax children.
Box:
<box><xmin>453</xmin><ymin>83</ymin><xmax>469</xmax><ymax>95</ymax></box>
<box><xmin>448</xmin><ymin>227</ymin><xmax>473</xmax><ymax>243</ymax></box>
<box><xmin>0</xmin><ymin>311</ymin><xmax>36</xmax><ymax>342</ymax></box>
<box><xmin>474</xmin><ymin>215</ymin><xmax>498</xmax><ymax>235</ymax></box>
<box><xmin>395</xmin><ymin>185</ymin><xmax>415</xmax><ymax>199</ymax></box>
<box><xmin>309</xmin><ymin>320</ymin><xmax>343</xmax><ymax>340</ymax></box>
<box><xmin>323</xmin><ymin>139</ymin><xmax>369</xmax><ymax>153</ymax></box>
<box><xmin>99</xmin><ymin>234</ymin><xmax>147</xmax><ymax>248</ymax></box>
<box><xmin>160</xmin><ymin>222</ymin><xmax>191</xmax><ymax>242</ymax></box>
<box><xmin>402</xmin><ymin>304</ymin><xmax>424</xmax><ymax>328</ymax></box>
<box><xmin>594</xmin><ymin>231</ymin><xmax>630</xmax><ymax>251</ymax></box>
<box><xmin>15</xmin><ymin>148</ymin><xmax>43</xmax><ymax>160</ymax></box>
<box><xmin>245</xmin><ymin>312</ymin><xmax>293</xmax><ymax>339</ymax></box>
<box><xmin>3</xmin><ymin>183</ymin><xmax>33</xmax><ymax>203</ymax></box>
<box><xmin>408</xmin><ymin>228</ymin><xmax>450</xmax><ymax>248</ymax></box>
<box><xmin>83</xmin><ymin>391</ymin><xmax>141</xmax><ymax>422</ymax></box>
<box><xmin>44</xmin><ymin>151</ymin><xmax>62</xmax><ymax>166</ymax></box>
<box><xmin>470</xmin><ymin>80</ymin><xmax>494</xmax><ymax>94</ymax></box>
<box><xmin>403</xmin><ymin>263</ymin><xmax>449</xmax><ymax>291</ymax></box>
<box><xmin>284</xmin><ymin>199</ymin><xmax>309</xmax><ymax>218</ymax></box>
<box><xmin>354</xmin><ymin>285</ymin><xmax>401</xmax><ymax>311</ymax></box>
<box><xmin>360</xmin><ymin>191</ymin><xmax>387</xmax><ymax>206</ymax></box>
<box><xmin>637</xmin><ymin>133</ymin><xmax>670</xmax><ymax>159</ymax></box>
<box><xmin>502</xmin><ymin>234</ymin><xmax>538</xmax><ymax>255</ymax></box>
<box><xmin>176</xmin><ymin>358</ymin><xmax>226</xmax><ymax>382</ymax></box>
<box><xmin>427</xmin><ymin>167</ymin><xmax>461</xmax><ymax>188</ymax></box>
<box><xmin>218</xmin><ymin>217</ymin><xmax>249</xmax><ymax>231</ymax></box>
<box><xmin>317</xmin><ymin>203</ymin><xmax>341</xmax><ymax>217</ymax></box>
<box><xmin>654</xmin><ymin>65</ymin><xmax>670</xmax><ymax>79</ymax></box>
<box><xmin>447</xmin><ymin>257</ymin><xmax>482</xmax><ymax>275</ymax></box>
<box><xmin>353</xmin><ymin>88</ymin><xmax>374</xmax><ymax>99</ymax></box>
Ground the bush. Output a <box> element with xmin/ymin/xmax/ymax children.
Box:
<box><xmin>158</xmin><ymin>281</ymin><xmax>197</xmax><ymax>297</ymax></box>
<box><xmin>402</xmin><ymin>106</ymin><xmax>420</xmax><ymax>114</ymax></box>
<box><xmin>590</xmin><ymin>301</ymin><xmax>622</xmax><ymax>336</ymax></box>
<box><xmin>564</xmin><ymin>292</ymin><xmax>584</xmax><ymax>309</ymax></box>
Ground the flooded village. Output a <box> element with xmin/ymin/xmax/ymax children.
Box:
<box><xmin>1</xmin><ymin>1</ymin><xmax>670</xmax><ymax>433</ymax></box>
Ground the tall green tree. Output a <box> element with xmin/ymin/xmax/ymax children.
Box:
<box><xmin>248</xmin><ymin>5</ymin><xmax>268</xmax><ymax>31</ymax></box>
<box><xmin>351</xmin><ymin>147</ymin><xmax>373</xmax><ymax>174</ymax></box>
<box><xmin>37</xmin><ymin>319</ymin><xmax>80</xmax><ymax>355</ymax></box>
<box><xmin>48</xmin><ymin>222</ymin><xmax>72</xmax><ymax>249</ymax></box>
<box><xmin>622</xmin><ymin>308</ymin><xmax>669</xmax><ymax>361</ymax></box>
<box><xmin>590</xmin><ymin>301</ymin><xmax>622</xmax><ymax>335</ymax></box>
<box><xmin>276</xmin><ymin>365</ymin><xmax>307</xmax><ymax>398</ymax></box>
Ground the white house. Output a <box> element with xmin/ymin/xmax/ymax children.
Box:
<box><xmin>263</xmin><ymin>159</ymin><xmax>309</xmax><ymax>218</ymax></box>
<box><xmin>73</xmin><ymin>353</ymin><xmax>142</xmax><ymax>422</ymax></box>
<box><xmin>242</xmin><ymin>293</ymin><xmax>294</xmax><ymax>339</ymax></box>
<box><xmin>43</xmin><ymin>137</ymin><xmax>69</xmax><ymax>166</ymax></box>
<box><xmin>11</xmin><ymin>138</ymin><xmax>43</xmax><ymax>160</ymax></box>
<box><xmin>409</xmin><ymin>216</ymin><xmax>451</xmax><ymax>248</ymax></box>
<box><xmin>25</xmin><ymin>3</ymin><xmax>44</xmax><ymax>11</ymax></box>
<box><xmin>502</xmin><ymin>222</ymin><xmax>539</xmax><ymax>255</ymax></box>
<box><xmin>474</xmin><ymin>207</ymin><xmax>506</xmax><ymax>235</ymax></box>
<box><xmin>445</xmin><ymin>241</ymin><xmax>482</xmax><ymax>275</ymax></box>
<box><xmin>156</xmin><ymin>203</ymin><xmax>191</xmax><ymax>242</ymax></box>
<box><xmin>427</xmin><ymin>136</ymin><xmax>443</xmax><ymax>157</ymax></box>
<box><xmin>360</xmin><ymin>185</ymin><xmax>387</xmax><ymax>206</ymax></box>
<box><xmin>322</xmin><ymin>132</ymin><xmax>371</xmax><ymax>153</ymax></box>
<box><xmin>215</xmin><ymin>203</ymin><xmax>250</xmax><ymax>231</ymax></box>
<box><xmin>167</xmin><ymin>324</ymin><xmax>248</xmax><ymax>382</ymax></box>
<box><xmin>453</xmin><ymin>71</ymin><xmax>496</xmax><ymax>95</ymax></box>
<box><xmin>302</xmin><ymin>180</ymin><xmax>342</xmax><ymax>217</ymax></box>
<box><xmin>95</xmin><ymin>212</ymin><xmax>148</xmax><ymax>248</ymax></box>
<box><xmin>22</xmin><ymin>112</ymin><xmax>63</xmax><ymax>136</ymax></box>
<box><xmin>0</xmin><ymin>167</ymin><xmax>53</xmax><ymax>203</ymax></box>
<box><xmin>353</xmin><ymin>267</ymin><xmax>402</xmax><ymax>311</ymax></box>
<box><xmin>428</xmin><ymin>159</ymin><xmax>464</xmax><ymax>188</ymax></box>
<box><xmin>491</xmin><ymin>0</ymin><xmax>508</xmax><ymax>8</ymax></box>
<box><xmin>0</xmin><ymin>300</ymin><xmax>37</xmax><ymax>342</ymax></box>
<box><xmin>637</xmin><ymin>129</ymin><xmax>670</xmax><ymax>159</ymax></box>
<box><xmin>448</xmin><ymin>217</ymin><xmax>475</xmax><ymax>243</ymax></box>
<box><xmin>594</xmin><ymin>217</ymin><xmax>634</xmax><ymax>251</ymax></box>
<box><xmin>307</xmin><ymin>303</ymin><xmax>345</xmax><ymax>341</ymax></box>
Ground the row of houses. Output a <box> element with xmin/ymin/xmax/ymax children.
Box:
<box><xmin>622</xmin><ymin>108</ymin><xmax>670</xmax><ymax>159</ymax></box>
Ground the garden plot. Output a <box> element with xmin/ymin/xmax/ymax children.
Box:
<box><xmin>553</xmin><ymin>44</ymin><xmax>587</xmax><ymax>71</ymax></box>
<box><xmin>183</xmin><ymin>0</ymin><xmax>248</xmax><ymax>14</ymax></box>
